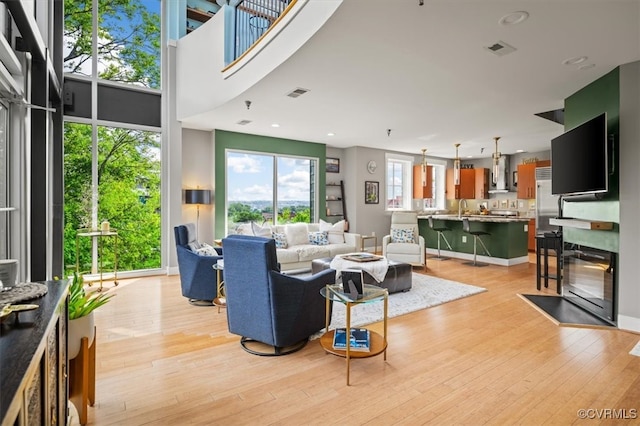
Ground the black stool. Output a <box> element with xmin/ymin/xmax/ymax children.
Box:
<box><xmin>428</xmin><ymin>216</ymin><xmax>452</xmax><ymax>260</ymax></box>
<box><xmin>536</xmin><ymin>234</ymin><xmax>562</xmax><ymax>294</ymax></box>
<box><xmin>462</xmin><ymin>218</ymin><xmax>491</xmax><ymax>267</ymax></box>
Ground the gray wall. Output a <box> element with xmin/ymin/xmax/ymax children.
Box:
<box><xmin>618</xmin><ymin>61</ymin><xmax>640</xmax><ymax>331</ymax></box>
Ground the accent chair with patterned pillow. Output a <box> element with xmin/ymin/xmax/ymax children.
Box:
<box><xmin>382</xmin><ymin>211</ymin><xmax>426</xmax><ymax>270</ymax></box>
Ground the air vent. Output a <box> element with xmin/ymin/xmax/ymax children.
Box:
<box><xmin>236</xmin><ymin>119</ymin><xmax>252</xmax><ymax>125</ymax></box>
<box><xmin>286</xmin><ymin>87</ymin><xmax>310</xmax><ymax>98</ymax></box>
<box><xmin>484</xmin><ymin>40</ymin><xmax>517</xmax><ymax>57</ymax></box>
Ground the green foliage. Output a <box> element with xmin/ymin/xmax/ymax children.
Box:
<box><xmin>228</xmin><ymin>202</ymin><xmax>263</xmax><ymax>223</ymax></box>
<box><xmin>68</xmin><ymin>272</ymin><xmax>114</xmax><ymax>320</ymax></box>
<box><xmin>63</xmin><ymin>0</ymin><xmax>160</xmax><ymax>88</ymax></box>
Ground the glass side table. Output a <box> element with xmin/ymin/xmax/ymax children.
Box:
<box><xmin>319</xmin><ymin>283</ymin><xmax>388</xmax><ymax>385</ymax></box>
<box><xmin>212</xmin><ymin>263</ymin><xmax>225</xmax><ymax>313</ymax></box>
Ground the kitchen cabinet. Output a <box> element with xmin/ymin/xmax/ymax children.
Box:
<box><xmin>528</xmin><ymin>218</ymin><xmax>536</xmax><ymax>251</ymax></box>
<box><xmin>413</xmin><ymin>165</ymin><xmax>433</xmax><ymax>198</ymax></box>
<box><xmin>474</xmin><ymin>168</ymin><xmax>490</xmax><ymax>199</ymax></box>
<box><xmin>446</xmin><ymin>168</ymin><xmax>476</xmax><ymax>200</ymax></box>
<box><xmin>517</xmin><ymin>160</ymin><xmax>550</xmax><ymax>199</ymax></box>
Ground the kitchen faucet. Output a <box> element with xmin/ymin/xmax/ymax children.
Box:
<box><xmin>458</xmin><ymin>199</ymin><xmax>468</xmax><ymax>218</ymax></box>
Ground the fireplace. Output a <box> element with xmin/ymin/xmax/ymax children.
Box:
<box><xmin>562</xmin><ymin>244</ymin><xmax>616</xmax><ymax>325</ymax></box>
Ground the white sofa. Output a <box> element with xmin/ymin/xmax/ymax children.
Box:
<box><xmin>235</xmin><ymin>220</ymin><xmax>361</xmax><ymax>272</ymax></box>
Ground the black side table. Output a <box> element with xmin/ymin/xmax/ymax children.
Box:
<box><xmin>536</xmin><ymin>234</ymin><xmax>562</xmax><ymax>294</ymax></box>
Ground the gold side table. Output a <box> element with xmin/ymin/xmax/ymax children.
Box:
<box><xmin>75</xmin><ymin>229</ymin><xmax>119</xmax><ymax>291</ymax></box>
<box><xmin>360</xmin><ymin>235</ymin><xmax>377</xmax><ymax>253</ymax></box>
<box><xmin>319</xmin><ymin>283</ymin><xmax>388</xmax><ymax>385</ymax></box>
<box><xmin>212</xmin><ymin>263</ymin><xmax>226</xmax><ymax>313</ymax></box>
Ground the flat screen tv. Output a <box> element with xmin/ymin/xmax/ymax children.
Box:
<box><xmin>551</xmin><ymin>112</ymin><xmax>608</xmax><ymax>196</ymax></box>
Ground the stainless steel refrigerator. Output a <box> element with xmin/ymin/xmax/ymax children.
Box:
<box><xmin>535</xmin><ymin>166</ymin><xmax>560</xmax><ymax>234</ymax></box>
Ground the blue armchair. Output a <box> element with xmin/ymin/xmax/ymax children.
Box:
<box><xmin>174</xmin><ymin>223</ymin><xmax>222</xmax><ymax>305</ymax></box>
<box><xmin>222</xmin><ymin>234</ymin><xmax>335</xmax><ymax>356</ymax></box>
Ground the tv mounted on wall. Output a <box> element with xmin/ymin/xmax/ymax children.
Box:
<box><xmin>551</xmin><ymin>112</ymin><xmax>608</xmax><ymax>197</ymax></box>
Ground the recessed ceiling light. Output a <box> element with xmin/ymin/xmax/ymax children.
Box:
<box><xmin>466</xmin><ymin>156</ymin><xmax>473</xmax><ymax>158</ymax></box>
<box><xmin>516</xmin><ymin>149</ymin><xmax>525</xmax><ymax>153</ymax></box>
<box><xmin>271</xmin><ymin>123</ymin><xmax>280</xmax><ymax>128</ymax></box>
<box><xmin>327</xmin><ymin>132</ymin><xmax>335</xmax><ymax>137</ymax></box>
<box><xmin>579</xmin><ymin>63</ymin><xmax>596</xmax><ymax>70</ymax></box>
<box><xmin>562</xmin><ymin>56</ymin><xmax>588</xmax><ymax>66</ymax></box>
<box><xmin>499</xmin><ymin>11</ymin><xmax>529</xmax><ymax>26</ymax></box>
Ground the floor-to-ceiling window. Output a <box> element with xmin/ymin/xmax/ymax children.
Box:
<box><xmin>226</xmin><ymin>150</ymin><xmax>317</xmax><ymax>234</ymax></box>
<box><xmin>63</xmin><ymin>0</ymin><xmax>162</xmax><ymax>276</ymax></box>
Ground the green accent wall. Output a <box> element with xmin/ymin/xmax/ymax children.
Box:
<box><xmin>214</xmin><ymin>130</ymin><xmax>327</xmax><ymax>237</ymax></box>
<box><xmin>419</xmin><ymin>218</ymin><xmax>528</xmax><ymax>259</ymax></box>
<box><xmin>563</xmin><ymin>68</ymin><xmax>620</xmax><ymax>252</ymax></box>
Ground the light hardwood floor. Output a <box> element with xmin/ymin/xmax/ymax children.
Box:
<box><xmin>86</xmin><ymin>256</ymin><xmax>640</xmax><ymax>425</ymax></box>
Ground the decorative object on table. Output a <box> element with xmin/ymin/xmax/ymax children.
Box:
<box><xmin>341</xmin><ymin>253</ymin><xmax>383</xmax><ymax>263</ymax></box>
<box><xmin>341</xmin><ymin>269</ymin><xmax>364</xmax><ymax>299</ymax></box>
<box><xmin>183</xmin><ymin>188</ymin><xmax>212</xmax><ymax>240</ymax></box>
<box><xmin>382</xmin><ymin>211</ymin><xmax>426</xmax><ymax>271</ymax></box>
<box><xmin>0</xmin><ymin>281</ymin><xmax>48</xmax><ymax>306</ymax></box>
<box><xmin>326</xmin><ymin>157</ymin><xmax>340</xmax><ymax>173</ymax></box>
<box><xmin>365</xmin><ymin>181</ymin><xmax>379</xmax><ymax>204</ymax></box>
<box><xmin>0</xmin><ymin>259</ymin><xmax>18</xmax><ymax>290</ymax></box>
<box><xmin>332</xmin><ymin>328</ymin><xmax>370</xmax><ymax>352</ymax></box>
<box><xmin>174</xmin><ymin>223</ymin><xmax>223</xmax><ymax>305</ymax></box>
<box><xmin>222</xmin><ymin>234</ymin><xmax>334</xmax><ymax>356</ymax></box>
<box><xmin>0</xmin><ymin>303</ymin><xmax>39</xmax><ymax>322</ymax></box>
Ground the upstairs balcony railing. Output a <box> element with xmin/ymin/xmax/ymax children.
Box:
<box><xmin>225</xmin><ymin>0</ymin><xmax>295</xmax><ymax>67</ymax></box>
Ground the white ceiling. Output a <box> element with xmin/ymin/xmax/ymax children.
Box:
<box><xmin>182</xmin><ymin>0</ymin><xmax>640</xmax><ymax>160</ymax></box>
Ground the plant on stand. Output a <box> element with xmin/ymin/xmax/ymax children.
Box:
<box><xmin>68</xmin><ymin>272</ymin><xmax>113</xmax><ymax>359</ymax></box>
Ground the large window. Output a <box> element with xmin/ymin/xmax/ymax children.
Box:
<box><xmin>226</xmin><ymin>151</ymin><xmax>317</xmax><ymax>234</ymax></box>
<box><xmin>385</xmin><ymin>154</ymin><xmax>413</xmax><ymax>210</ymax></box>
<box><xmin>64</xmin><ymin>124</ymin><xmax>161</xmax><ymax>273</ymax></box>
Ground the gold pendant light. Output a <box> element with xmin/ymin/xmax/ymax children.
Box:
<box><xmin>492</xmin><ymin>137</ymin><xmax>501</xmax><ymax>185</ymax></box>
<box><xmin>453</xmin><ymin>143</ymin><xmax>461</xmax><ymax>185</ymax></box>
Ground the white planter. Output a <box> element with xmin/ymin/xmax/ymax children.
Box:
<box><xmin>68</xmin><ymin>312</ymin><xmax>95</xmax><ymax>360</ymax></box>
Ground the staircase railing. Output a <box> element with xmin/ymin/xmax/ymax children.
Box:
<box><xmin>224</xmin><ymin>0</ymin><xmax>295</xmax><ymax>68</ymax></box>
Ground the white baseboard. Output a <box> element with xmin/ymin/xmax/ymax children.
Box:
<box><xmin>167</xmin><ymin>266</ymin><xmax>179</xmax><ymax>275</ymax></box>
<box><xmin>426</xmin><ymin>249</ymin><xmax>528</xmax><ymax>266</ymax></box>
<box><xmin>617</xmin><ymin>314</ymin><xmax>640</xmax><ymax>334</ymax></box>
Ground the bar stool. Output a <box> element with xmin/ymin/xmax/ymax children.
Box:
<box><xmin>428</xmin><ymin>216</ymin><xmax>452</xmax><ymax>260</ymax></box>
<box><xmin>462</xmin><ymin>218</ymin><xmax>491</xmax><ymax>267</ymax></box>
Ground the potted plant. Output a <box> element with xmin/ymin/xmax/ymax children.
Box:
<box><xmin>67</xmin><ymin>272</ymin><xmax>114</xmax><ymax>359</ymax></box>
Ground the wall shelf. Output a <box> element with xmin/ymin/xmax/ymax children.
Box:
<box><xmin>549</xmin><ymin>218</ymin><xmax>614</xmax><ymax>230</ymax></box>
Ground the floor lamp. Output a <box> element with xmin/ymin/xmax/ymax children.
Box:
<box><xmin>184</xmin><ymin>189</ymin><xmax>211</xmax><ymax>240</ymax></box>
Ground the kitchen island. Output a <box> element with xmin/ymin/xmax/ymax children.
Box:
<box><xmin>418</xmin><ymin>214</ymin><xmax>531</xmax><ymax>266</ymax></box>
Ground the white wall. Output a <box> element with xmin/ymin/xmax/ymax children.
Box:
<box><xmin>618</xmin><ymin>61</ymin><xmax>640</xmax><ymax>333</ymax></box>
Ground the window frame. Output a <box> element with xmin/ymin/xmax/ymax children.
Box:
<box><xmin>385</xmin><ymin>153</ymin><xmax>414</xmax><ymax>211</ymax></box>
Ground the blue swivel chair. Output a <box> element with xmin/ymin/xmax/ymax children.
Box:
<box><xmin>174</xmin><ymin>223</ymin><xmax>223</xmax><ymax>305</ymax></box>
<box><xmin>222</xmin><ymin>234</ymin><xmax>335</xmax><ymax>356</ymax></box>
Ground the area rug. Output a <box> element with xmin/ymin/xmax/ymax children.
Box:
<box><xmin>311</xmin><ymin>273</ymin><xmax>486</xmax><ymax>339</ymax></box>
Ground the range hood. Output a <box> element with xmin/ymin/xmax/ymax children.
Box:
<box><xmin>488</xmin><ymin>155</ymin><xmax>510</xmax><ymax>193</ymax></box>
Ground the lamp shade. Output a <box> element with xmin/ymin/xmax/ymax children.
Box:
<box><xmin>184</xmin><ymin>189</ymin><xmax>211</xmax><ymax>205</ymax></box>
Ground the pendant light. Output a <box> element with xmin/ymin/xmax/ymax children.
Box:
<box><xmin>421</xmin><ymin>148</ymin><xmax>428</xmax><ymax>187</ymax></box>
<box><xmin>492</xmin><ymin>137</ymin><xmax>501</xmax><ymax>185</ymax></box>
<box><xmin>453</xmin><ymin>143</ymin><xmax>461</xmax><ymax>185</ymax></box>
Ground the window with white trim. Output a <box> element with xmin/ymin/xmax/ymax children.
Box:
<box><xmin>385</xmin><ymin>154</ymin><xmax>413</xmax><ymax>210</ymax></box>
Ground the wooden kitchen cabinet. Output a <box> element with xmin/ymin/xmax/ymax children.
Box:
<box><xmin>446</xmin><ymin>168</ymin><xmax>475</xmax><ymax>199</ymax></box>
<box><xmin>475</xmin><ymin>168</ymin><xmax>490</xmax><ymax>199</ymax></box>
<box><xmin>528</xmin><ymin>218</ymin><xmax>536</xmax><ymax>251</ymax></box>
<box><xmin>517</xmin><ymin>160</ymin><xmax>551</xmax><ymax>199</ymax></box>
<box><xmin>413</xmin><ymin>165</ymin><xmax>433</xmax><ymax>198</ymax></box>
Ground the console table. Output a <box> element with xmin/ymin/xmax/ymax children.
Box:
<box><xmin>319</xmin><ymin>284</ymin><xmax>388</xmax><ymax>385</ymax></box>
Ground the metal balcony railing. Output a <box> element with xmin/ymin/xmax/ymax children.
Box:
<box><xmin>226</xmin><ymin>0</ymin><xmax>293</xmax><ymax>65</ymax></box>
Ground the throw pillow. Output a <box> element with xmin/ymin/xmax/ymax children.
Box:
<box><xmin>272</xmin><ymin>232</ymin><xmax>288</xmax><ymax>249</ymax></box>
<box><xmin>195</xmin><ymin>242</ymin><xmax>218</xmax><ymax>256</ymax></box>
<box><xmin>188</xmin><ymin>241</ymin><xmax>202</xmax><ymax>251</ymax></box>
<box><xmin>391</xmin><ymin>227</ymin><xmax>415</xmax><ymax>244</ymax></box>
<box><xmin>319</xmin><ymin>219</ymin><xmax>345</xmax><ymax>244</ymax></box>
<box><xmin>284</xmin><ymin>223</ymin><xmax>309</xmax><ymax>246</ymax></box>
<box><xmin>251</xmin><ymin>221</ymin><xmax>272</xmax><ymax>238</ymax></box>
<box><xmin>308</xmin><ymin>231</ymin><xmax>329</xmax><ymax>246</ymax></box>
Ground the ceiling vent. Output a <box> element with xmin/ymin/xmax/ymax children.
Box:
<box><xmin>236</xmin><ymin>119</ymin><xmax>252</xmax><ymax>125</ymax></box>
<box><xmin>286</xmin><ymin>88</ymin><xmax>310</xmax><ymax>98</ymax></box>
<box><xmin>484</xmin><ymin>41</ymin><xmax>517</xmax><ymax>57</ymax></box>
